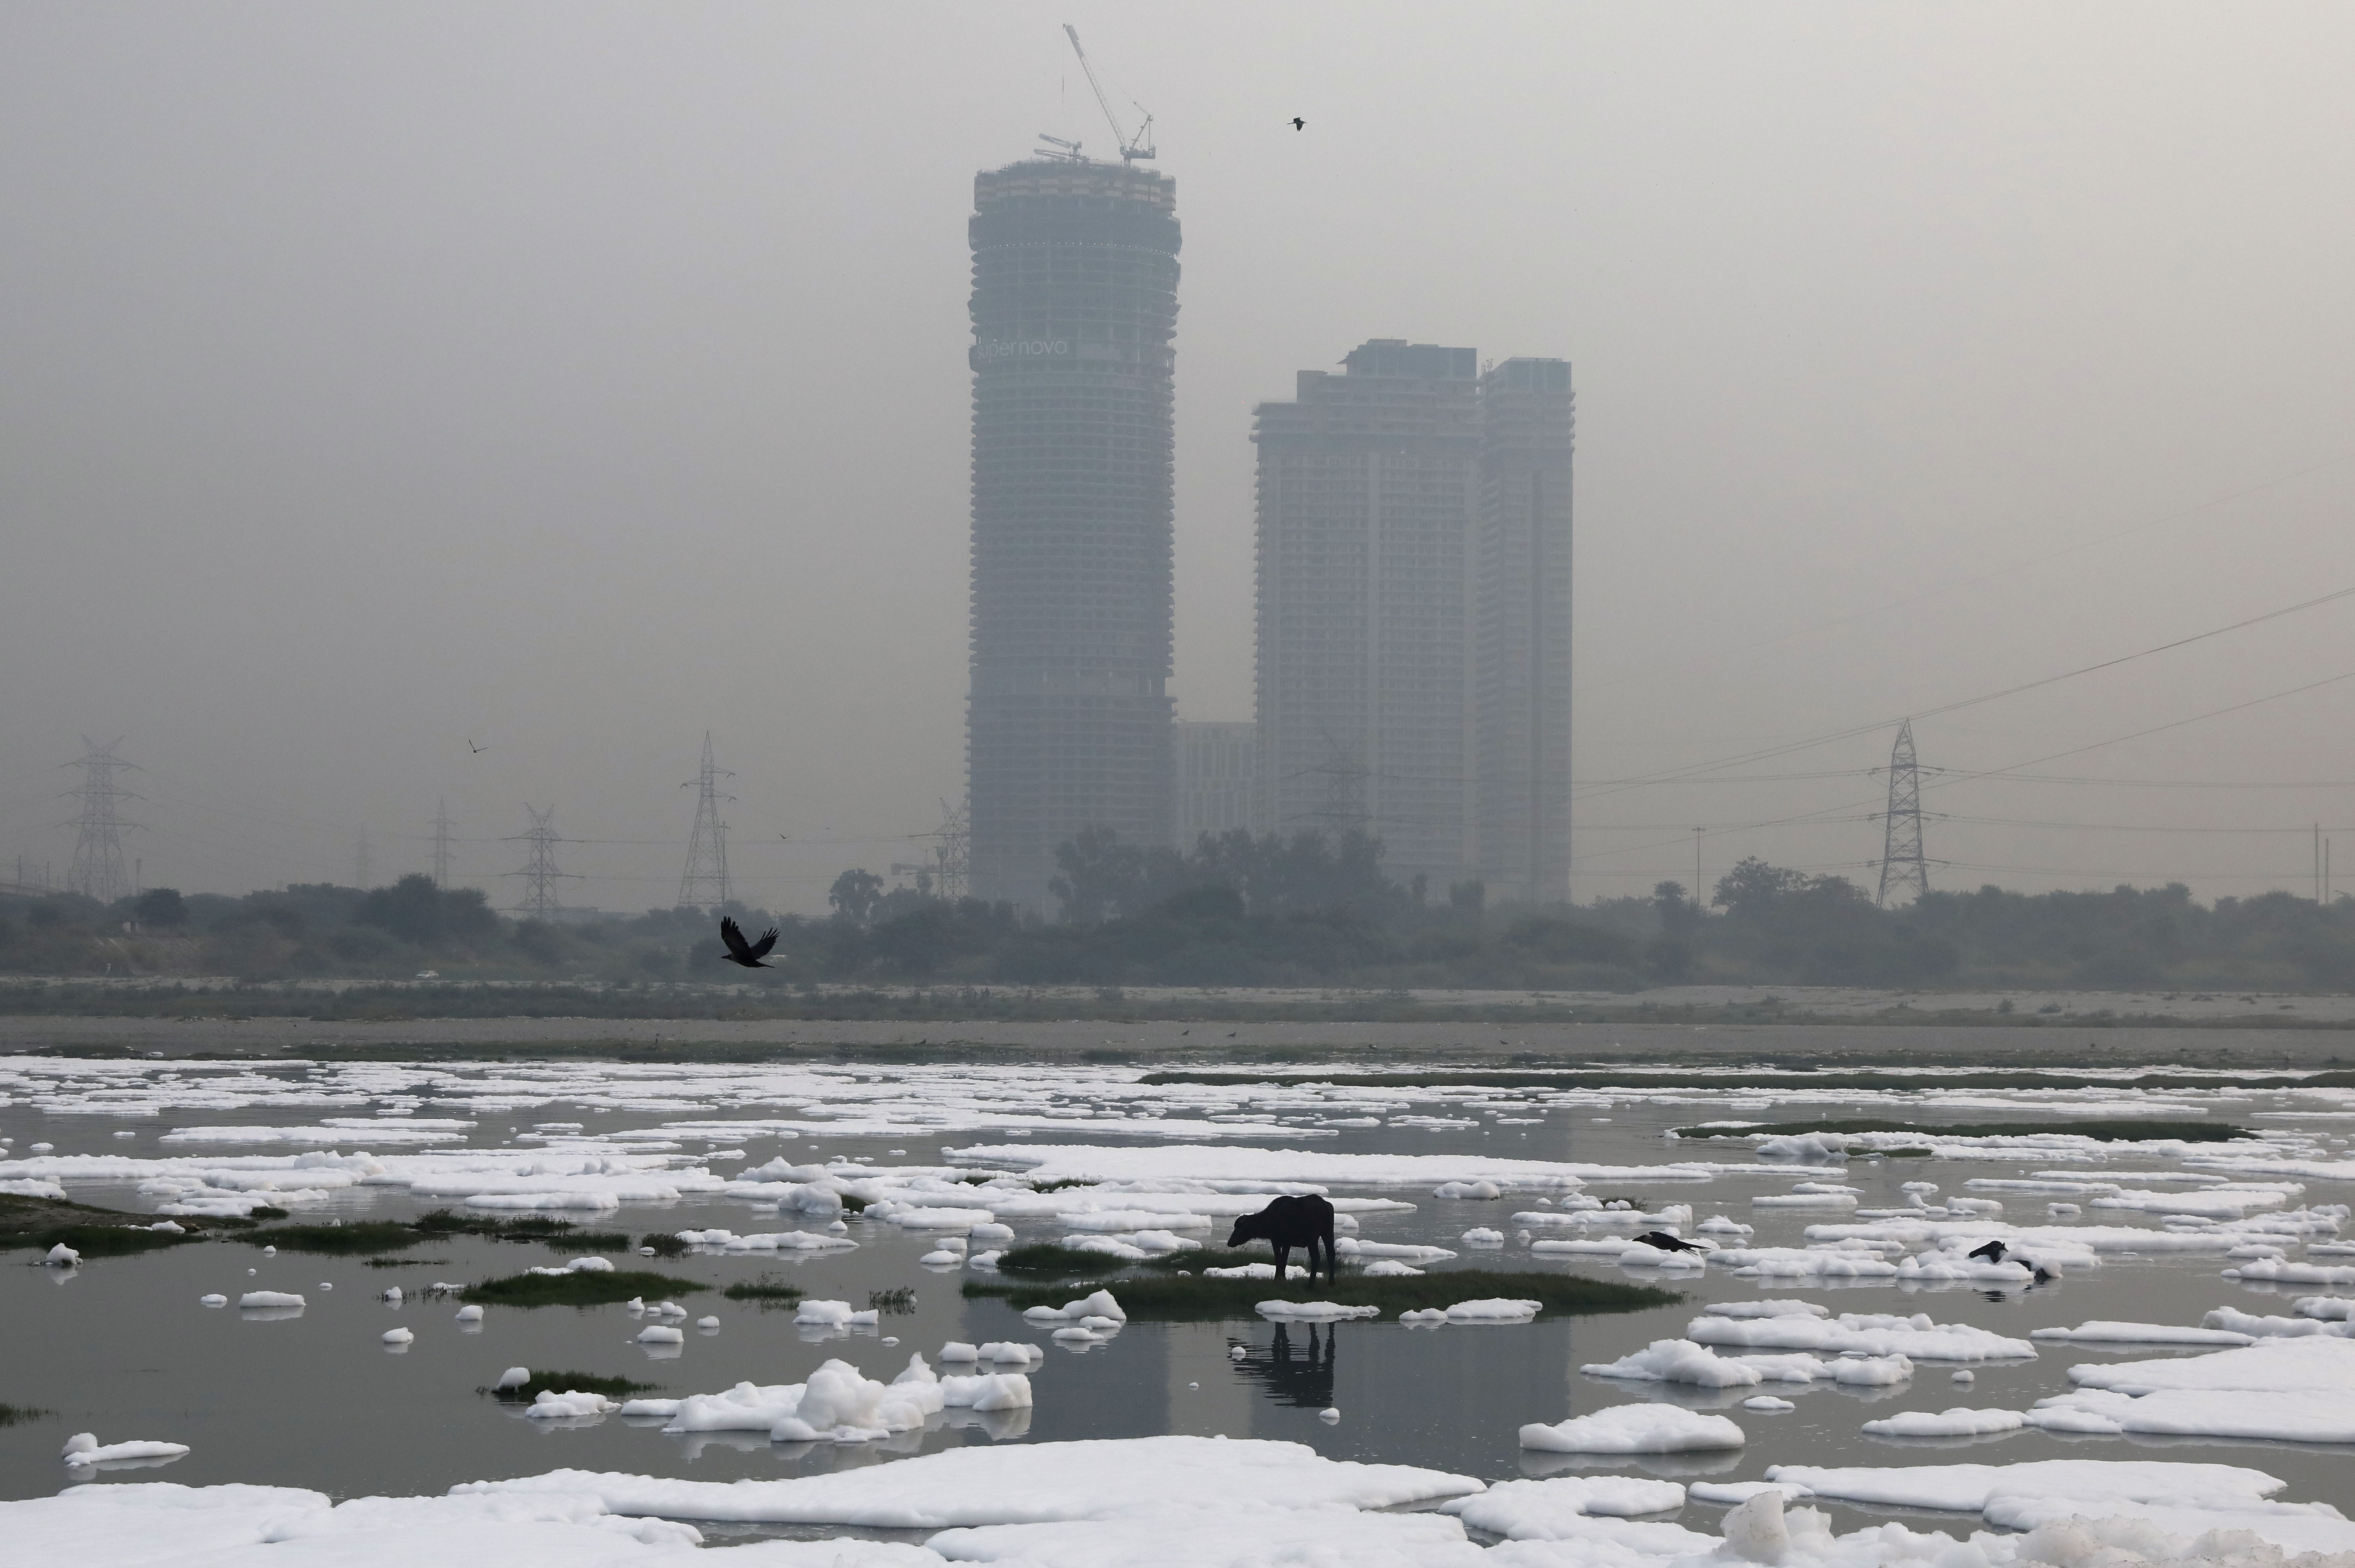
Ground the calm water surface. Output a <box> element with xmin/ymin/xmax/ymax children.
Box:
<box><xmin>6</xmin><ymin>1080</ymin><xmax>2351</xmax><ymax>1532</ymax></box>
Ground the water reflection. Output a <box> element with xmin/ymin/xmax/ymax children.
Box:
<box><xmin>1232</xmin><ymin>1323</ymin><xmax>1337</xmax><ymax>1409</ymax></box>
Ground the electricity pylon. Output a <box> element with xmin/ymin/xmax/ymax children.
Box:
<box><xmin>429</xmin><ymin>799</ymin><xmax>454</xmax><ymax>890</ymax></box>
<box><xmin>676</xmin><ymin>733</ymin><xmax>733</xmax><ymax>910</ymax></box>
<box><xmin>352</xmin><ymin>824</ymin><xmax>372</xmax><ymax>888</ymax></box>
<box><xmin>1875</xmin><ymin>719</ymin><xmax>1931</xmax><ymax>906</ymax></box>
<box><xmin>507</xmin><ymin>805</ymin><xmax>571</xmax><ymax>918</ymax></box>
<box><xmin>65</xmin><ymin>738</ymin><xmax>139</xmax><ymax>906</ymax></box>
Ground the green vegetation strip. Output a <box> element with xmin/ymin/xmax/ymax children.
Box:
<box><xmin>0</xmin><ymin>1193</ymin><xmax>234</xmax><ymax>1253</ymax></box>
<box><xmin>0</xmin><ymin>1403</ymin><xmax>55</xmax><ymax>1427</ymax></box>
<box><xmin>234</xmin><ymin>1210</ymin><xmax>631</xmax><ymax>1255</ymax></box>
<box><xmin>964</xmin><ymin>1268</ymin><xmax>1678</xmax><ymax>1322</ymax></box>
<box><xmin>464</xmin><ymin>1269</ymin><xmax>706</xmax><ymax>1307</ymax></box>
<box><xmin>721</xmin><ymin>1274</ymin><xmax>803</xmax><ymax>1302</ymax></box>
<box><xmin>238</xmin><ymin>1222</ymin><xmax>425</xmax><ymax>1254</ymax></box>
<box><xmin>1139</xmin><ymin>1069</ymin><xmax>2355</xmax><ymax>1092</ymax></box>
<box><xmin>484</xmin><ymin>1370</ymin><xmax>656</xmax><ymax>1402</ymax></box>
<box><xmin>1673</xmin><ymin>1118</ymin><xmax>2252</xmax><ymax>1143</ymax></box>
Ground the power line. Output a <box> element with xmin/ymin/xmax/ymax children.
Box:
<box><xmin>1572</xmin><ymin>446</ymin><xmax>2355</xmax><ymax>703</ymax></box>
<box><xmin>1572</xmin><ymin>581</ymin><xmax>2355</xmax><ymax>804</ymax></box>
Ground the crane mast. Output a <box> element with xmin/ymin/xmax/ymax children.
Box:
<box><xmin>1063</xmin><ymin>24</ymin><xmax>1155</xmax><ymax>163</ymax></box>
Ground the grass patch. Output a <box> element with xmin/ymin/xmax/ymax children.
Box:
<box><xmin>248</xmin><ymin>1206</ymin><xmax>290</xmax><ymax>1220</ymax></box>
<box><xmin>868</xmin><ymin>1287</ymin><xmax>916</xmax><ymax>1314</ymax></box>
<box><xmin>14</xmin><ymin>1223</ymin><xmax>202</xmax><ymax>1258</ymax></box>
<box><xmin>463</xmin><ymin>1269</ymin><xmax>706</xmax><ymax>1307</ymax></box>
<box><xmin>1672</xmin><ymin>1118</ymin><xmax>2252</xmax><ymax>1143</ymax></box>
<box><xmin>963</xmin><ymin>1268</ymin><xmax>1677</xmax><ymax>1322</ymax></box>
<box><xmin>540</xmin><ymin>1230</ymin><xmax>630</xmax><ymax>1253</ymax></box>
<box><xmin>994</xmin><ymin>1242</ymin><xmax>1141</xmax><ymax>1275</ymax></box>
<box><xmin>484</xmin><ymin>1370</ymin><xmax>657</xmax><ymax>1403</ymax></box>
<box><xmin>638</xmin><ymin>1233</ymin><xmax>689</xmax><ymax>1258</ymax></box>
<box><xmin>413</xmin><ymin>1209</ymin><xmax>586</xmax><ymax>1242</ymax></box>
<box><xmin>240</xmin><ymin>1222</ymin><xmax>424</xmax><ymax>1254</ymax></box>
<box><xmin>0</xmin><ymin>1193</ymin><xmax>221</xmax><ymax>1252</ymax></box>
<box><xmin>365</xmin><ymin>1255</ymin><xmax>449</xmax><ymax>1266</ymax></box>
<box><xmin>721</xmin><ymin>1272</ymin><xmax>804</xmax><ymax>1303</ymax></box>
<box><xmin>0</xmin><ymin>1403</ymin><xmax>54</xmax><ymax>1427</ymax></box>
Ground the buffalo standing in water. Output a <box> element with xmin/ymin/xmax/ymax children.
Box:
<box><xmin>1226</xmin><ymin>1194</ymin><xmax>1338</xmax><ymax>1285</ymax></box>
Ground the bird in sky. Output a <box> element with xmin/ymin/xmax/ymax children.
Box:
<box><xmin>719</xmin><ymin>916</ymin><xmax>780</xmax><ymax>969</ymax></box>
<box><xmin>1290</xmin><ymin>117</ymin><xmax>1305</xmax><ymax>131</ymax></box>
<box><xmin>467</xmin><ymin>739</ymin><xmax>488</xmax><ymax>754</ymax></box>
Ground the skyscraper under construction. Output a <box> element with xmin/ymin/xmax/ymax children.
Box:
<box><xmin>966</xmin><ymin>157</ymin><xmax>1180</xmax><ymax>909</ymax></box>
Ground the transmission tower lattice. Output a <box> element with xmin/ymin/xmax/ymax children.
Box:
<box><xmin>891</xmin><ymin>799</ymin><xmax>971</xmax><ymax>902</ymax></box>
<box><xmin>65</xmin><ymin>738</ymin><xmax>140</xmax><ymax>906</ymax></box>
<box><xmin>676</xmin><ymin>733</ymin><xmax>734</xmax><ymax>910</ymax></box>
<box><xmin>430</xmin><ymin>798</ymin><xmax>454</xmax><ymax>890</ymax></box>
<box><xmin>507</xmin><ymin>805</ymin><xmax>571</xmax><ymax>918</ymax></box>
<box><xmin>352</xmin><ymin>824</ymin><xmax>372</xmax><ymax>889</ymax></box>
<box><xmin>930</xmin><ymin>798</ymin><xmax>968</xmax><ymax>901</ymax></box>
<box><xmin>1876</xmin><ymin>719</ymin><xmax>1931</xmax><ymax>906</ymax></box>
<box><xmin>1306</xmin><ymin>736</ymin><xmax>1371</xmax><ymax>835</ymax></box>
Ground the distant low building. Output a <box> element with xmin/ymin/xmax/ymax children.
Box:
<box><xmin>1177</xmin><ymin>721</ymin><xmax>1257</xmax><ymax>843</ymax></box>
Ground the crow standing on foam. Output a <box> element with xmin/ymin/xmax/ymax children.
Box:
<box><xmin>718</xmin><ymin>916</ymin><xmax>780</xmax><ymax>969</ymax></box>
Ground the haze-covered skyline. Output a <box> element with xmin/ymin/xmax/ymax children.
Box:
<box><xmin>6</xmin><ymin>3</ymin><xmax>2355</xmax><ymax>913</ymax></box>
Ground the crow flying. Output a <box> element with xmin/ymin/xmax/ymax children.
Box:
<box><xmin>1290</xmin><ymin>117</ymin><xmax>1305</xmax><ymax>130</ymax></box>
<box><xmin>1634</xmin><ymin>1231</ymin><xmax>1703</xmax><ymax>1254</ymax></box>
<box><xmin>719</xmin><ymin>916</ymin><xmax>780</xmax><ymax>969</ymax></box>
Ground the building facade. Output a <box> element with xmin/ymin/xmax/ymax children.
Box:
<box><xmin>1176</xmin><ymin>720</ymin><xmax>1257</xmax><ymax>843</ymax></box>
<box><xmin>1252</xmin><ymin>341</ymin><xmax>1481</xmax><ymax>884</ymax></box>
<box><xmin>1252</xmin><ymin>344</ymin><xmax>1574</xmax><ymax>902</ymax></box>
<box><xmin>966</xmin><ymin>159</ymin><xmax>1181</xmax><ymax>909</ymax></box>
<box><xmin>1475</xmin><ymin>357</ymin><xmax>1576</xmax><ymax>902</ymax></box>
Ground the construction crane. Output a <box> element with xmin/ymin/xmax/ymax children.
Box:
<box><xmin>1063</xmin><ymin>24</ymin><xmax>1155</xmax><ymax>163</ymax></box>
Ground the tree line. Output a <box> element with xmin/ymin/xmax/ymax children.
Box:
<box><xmin>8</xmin><ymin>834</ymin><xmax>2355</xmax><ymax>993</ymax></box>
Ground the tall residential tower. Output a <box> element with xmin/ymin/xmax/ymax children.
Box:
<box><xmin>1253</xmin><ymin>344</ymin><xmax>1575</xmax><ymax>901</ymax></box>
<box><xmin>1475</xmin><ymin>357</ymin><xmax>1575</xmax><ymax>902</ymax></box>
<box><xmin>966</xmin><ymin>159</ymin><xmax>1181</xmax><ymax>909</ymax></box>
<box><xmin>1252</xmin><ymin>341</ymin><xmax>1481</xmax><ymax>883</ymax></box>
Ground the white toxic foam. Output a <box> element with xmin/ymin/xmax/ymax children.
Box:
<box><xmin>1439</xmin><ymin>1474</ymin><xmax>1687</xmax><ymax>1534</ymax></box>
<box><xmin>455</xmin><ymin>1433</ymin><xmax>1484</xmax><ymax>1524</ymax></box>
<box><xmin>237</xmin><ymin>1291</ymin><xmax>305</xmax><ymax>1309</ymax></box>
<box><xmin>1860</xmin><ymin>1407</ymin><xmax>2027</xmax><ymax>1438</ymax></box>
<box><xmin>1520</xmin><ymin>1403</ymin><xmax>1746</xmax><ymax>1453</ymax></box>
<box><xmin>61</xmin><ymin>1433</ymin><xmax>190</xmax><ymax>1467</ymax></box>
<box><xmin>1258</xmin><ymin>1300</ymin><xmax>1381</xmax><ymax>1322</ymax></box>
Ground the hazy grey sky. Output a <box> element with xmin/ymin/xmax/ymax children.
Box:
<box><xmin>6</xmin><ymin>3</ymin><xmax>2355</xmax><ymax>913</ymax></box>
